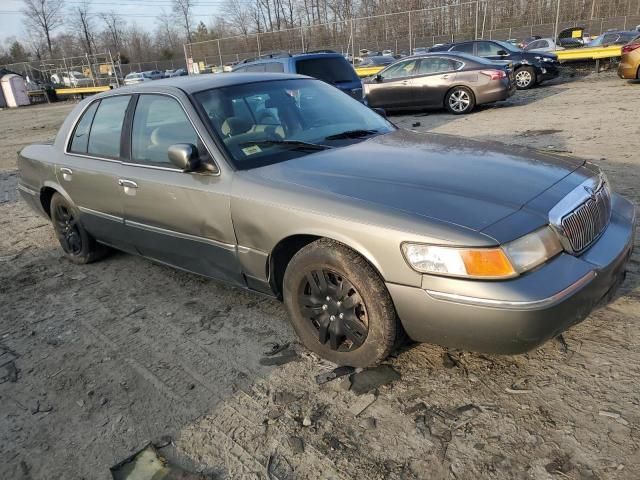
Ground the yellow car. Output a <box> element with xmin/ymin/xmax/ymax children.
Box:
<box><xmin>354</xmin><ymin>56</ymin><xmax>396</xmax><ymax>78</ymax></box>
<box><xmin>618</xmin><ymin>41</ymin><xmax>640</xmax><ymax>79</ymax></box>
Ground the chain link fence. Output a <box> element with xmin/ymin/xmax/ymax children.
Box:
<box><xmin>1</xmin><ymin>52</ymin><xmax>120</xmax><ymax>88</ymax></box>
<box><xmin>185</xmin><ymin>1</ymin><xmax>640</xmax><ymax>72</ymax></box>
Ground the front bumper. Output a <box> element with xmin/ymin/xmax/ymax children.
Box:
<box><xmin>387</xmin><ymin>193</ymin><xmax>636</xmax><ymax>354</ymax></box>
<box><xmin>538</xmin><ymin>62</ymin><xmax>561</xmax><ymax>81</ymax></box>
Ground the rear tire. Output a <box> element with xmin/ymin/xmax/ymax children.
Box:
<box><xmin>444</xmin><ymin>86</ymin><xmax>475</xmax><ymax>115</ymax></box>
<box><xmin>515</xmin><ymin>66</ymin><xmax>536</xmax><ymax>89</ymax></box>
<box><xmin>283</xmin><ymin>239</ymin><xmax>398</xmax><ymax>367</ymax></box>
<box><xmin>50</xmin><ymin>193</ymin><xmax>108</xmax><ymax>264</ymax></box>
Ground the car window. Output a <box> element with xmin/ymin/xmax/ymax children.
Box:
<box><xmin>417</xmin><ymin>57</ymin><xmax>461</xmax><ymax>74</ymax></box>
<box><xmin>245</xmin><ymin>64</ymin><xmax>266</xmax><ymax>72</ymax></box>
<box><xmin>477</xmin><ymin>42</ymin><xmax>504</xmax><ymax>56</ymax></box>
<box><xmin>295</xmin><ymin>57</ymin><xmax>358</xmax><ymax>83</ymax></box>
<box><xmin>381</xmin><ymin>59</ymin><xmax>419</xmax><ymax>79</ymax></box>
<box><xmin>451</xmin><ymin>43</ymin><xmax>474</xmax><ymax>54</ymax></box>
<box><xmin>87</xmin><ymin>95</ymin><xmax>131</xmax><ymax>159</ymax></box>
<box><xmin>131</xmin><ymin>94</ymin><xmax>199</xmax><ymax>165</ymax></box>
<box><xmin>69</xmin><ymin>101</ymin><xmax>100</xmax><ymax>154</ymax></box>
<box><xmin>526</xmin><ymin>40</ymin><xmax>543</xmax><ymax>50</ymax></box>
<box><xmin>265</xmin><ymin>62</ymin><xmax>285</xmax><ymax>73</ymax></box>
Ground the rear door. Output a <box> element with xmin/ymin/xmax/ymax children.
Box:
<box><xmin>58</xmin><ymin>95</ymin><xmax>132</xmax><ymax>250</ymax></box>
<box><xmin>117</xmin><ymin>92</ymin><xmax>243</xmax><ymax>285</ymax></box>
<box><xmin>413</xmin><ymin>57</ymin><xmax>463</xmax><ymax>107</ymax></box>
<box><xmin>365</xmin><ymin>58</ymin><xmax>421</xmax><ymax>109</ymax></box>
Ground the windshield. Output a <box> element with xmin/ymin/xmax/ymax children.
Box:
<box><xmin>494</xmin><ymin>40</ymin><xmax>521</xmax><ymax>52</ymax></box>
<box><xmin>194</xmin><ymin>78</ymin><xmax>394</xmax><ymax>170</ymax></box>
<box><xmin>296</xmin><ymin>57</ymin><xmax>359</xmax><ymax>83</ymax></box>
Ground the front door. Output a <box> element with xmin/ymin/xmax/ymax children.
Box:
<box><xmin>366</xmin><ymin>59</ymin><xmax>421</xmax><ymax>109</ymax></box>
<box><xmin>118</xmin><ymin>93</ymin><xmax>243</xmax><ymax>285</ymax></box>
<box><xmin>477</xmin><ymin>41</ymin><xmax>511</xmax><ymax>61</ymax></box>
<box><xmin>58</xmin><ymin>95</ymin><xmax>131</xmax><ymax>251</ymax></box>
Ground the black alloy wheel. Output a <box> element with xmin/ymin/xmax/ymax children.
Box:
<box><xmin>53</xmin><ymin>203</ymin><xmax>83</xmax><ymax>255</ymax></box>
<box><xmin>49</xmin><ymin>192</ymin><xmax>108</xmax><ymax>264</ymax></box>
<box><xmin>298</xmin><ymin>268</ymin><xmax>369</xmax><ymax>352</ymax></box>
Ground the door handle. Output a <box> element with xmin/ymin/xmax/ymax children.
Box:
<box><xmin>60</xmin><ymin>168</ymin><xmax>73</xmax><ymax>181</ymax></box>
<box><xmin>442</xmin><ymin>74</ymin><xmax>451</xmax><ymax>79</ymax></box>
<box><xmin>118</xmin><ymin>179</ymin><xmax>138</xmax><ymax>188</ymax></box>
<box><xmin>118</xmin><ymin>179</ymin><xmax>138</xmax><ymax>196</ymax></box>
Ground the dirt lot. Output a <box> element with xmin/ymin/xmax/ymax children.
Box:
<box><xmin>1</xmin><ymin>73</ymin><xmax>639</xmax><ymax>480</ymax></box>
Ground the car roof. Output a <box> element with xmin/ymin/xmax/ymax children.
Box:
<box><xmin>107</xmin><ymin>72</ymin><xmax>303</xmax><ymax>94</ymax></box>
<box><xmin>405</xmin><ymin>51</ymin><xmax>484</xmax><ymax>63</ymax></box>
<box><xmin>237</xmin><ymin>51</ymin><xmax>345</xmax><ymax>67</ymax></box>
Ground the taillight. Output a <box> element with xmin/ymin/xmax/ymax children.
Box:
<box><xmin>480</xmin><ymin>69</ymin><xmax>507</xmax><ymax>80</ymax></box>
<box><xmin>622</xmin><ymin>43</ymin><xmax>640</xmax><ymax>54</ymax></box>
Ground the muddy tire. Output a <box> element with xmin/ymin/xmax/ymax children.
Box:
<box><xmin>50</xmin><ymin>192</ymin><xmax>108</xmax><ymax>264</ymax></box>
<box><xmin>445</xmin><ymin>86</ymin><xmax>475</xmax><ymax>115</ymax></box>
<box><xmin>515</xmin><ymin>66</ymin><xmax>536</xmax><ymax>89</ymax></box>
<box><xmin>283</xmin><ymin>238</ymin><xmax>398</xmax><ymax>367</ymax></box>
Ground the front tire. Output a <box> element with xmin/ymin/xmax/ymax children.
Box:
<box><xmin>50</xmin><ymin>193</ymin><xmax>108</xmax><ymax>264</ymax></box>
<box><xmin>445</xmin><ymin>86</ymin><xmax>475</xmax><ymax>114</ymax></box>
<box><xmin>515</xmin><ymin>66</ymin><xmax>536</xmax><ymax>89</ymax></box>
<box><xmin>283</xmin><ymin>239</ymin><xmax>398</xmax><ymax>367</ymax></box>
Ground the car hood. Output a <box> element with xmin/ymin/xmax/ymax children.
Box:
<box><xmin>252</xmin><ymin>129</ymin><xmax>584</xmax><ymax>233</ymax></box>
<box><xmin>522</xmin><ymin>50</ymin><xmax>557</xmax><ymax>61</ymax></box>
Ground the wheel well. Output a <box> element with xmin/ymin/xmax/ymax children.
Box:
<box><xmin>269</xmin><ymin>234</ymin><xmax>320</xmax><ymax>297</ymax></box>
<box><xmin>40</xmin><ymin>187</ymin><xmax>57</xmax><ymax>218</ymax></box>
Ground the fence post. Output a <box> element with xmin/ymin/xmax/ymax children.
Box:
<box><xmin>108</xmin><ymin>50</ymin><xmax>119</xmax><ymax>87</ymax></box>
<box><xmin>183</xmin><ymin>43</ymin><xmax>190</xmax><ymax>75</ymax></box>
<box><xmin>217</xmin><ymin>39</ymin><xmax>223</xmax><ymax>67</ymax></box>
<box><xmin>475</xmin><ymin>1</ymin><xmax>479</xmax><ymax>39</ymax></box>
<box><xmin>300</xmin><ymin>26</ymin><xmax>305</xmax><ymax>52</ymax></box>
<box><xmin>256</xmin><ymin>33</ymin><xmax>261</xmax><ymax>56</ymax></box>
<box><xmin>408</xmin><ymin>11</ymin><xmax>412</xmax><ymax>53</ymax></box>
<box><xmin>482</xmin><ymin>1</ymin><xmax>487</xmax><ymax>39</ymax></box>
<box><xmin>553</xmin><ymin>0</ymin><xmax>561</xmax><ymax>42</ymax></box>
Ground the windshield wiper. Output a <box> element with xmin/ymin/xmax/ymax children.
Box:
<box><xmin>238</xmin><ymin>139</ymin><xmax>331</xmax><ymax>151</ymax></box>
<box><xmin>325</xmin><ymin>129</ymin><xmax>379</xmax><ymax>140</ymax></box>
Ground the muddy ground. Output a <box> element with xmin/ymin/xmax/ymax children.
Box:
<box><xmin>1</xmin><ymin>72</ymin><xmax>639</xmax><ymax>480</ymax></box>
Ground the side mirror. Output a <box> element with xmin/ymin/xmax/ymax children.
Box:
<box><xmin>372</xmin><ymin>107</ymin><xmax>387</xmax><ymax>118</ymax></box>
<box><xmin>375</xmin><ymin>74</ymin><xmax>383</xmax><ymax>82</ymax></box>
<box><xmin>497</xmin><ymin>50</ymin><xmax>509</xmax><ymax>56</ymax></box>
<box><xmin>168</xmin><ymin>143</ymin><xmax>216</xmax><ymax>173</ymax></box>
<box><xmin>168</xmin><ymin>143</ymin><xmax>198</xmax><ymax>171</ymax></box>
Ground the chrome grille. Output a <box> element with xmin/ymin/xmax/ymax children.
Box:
<box><xmin>560</xmin><ymin>184</ymin><xmax>611</xmax><ymax>253</ymax></box>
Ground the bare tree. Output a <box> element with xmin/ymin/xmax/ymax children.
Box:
<box><xmin>173</xmin><ymin>0</ymin><xmax>195</xmax><ymax>44</ymax></box>
<box><xmin>99</xmin><ymin>11</ymin><xmax>125</xmax><ymax>53</ymax></box>
<box><xmin>224</xmin><ymin>0</ymin><xmax>253</xmax><ymax>36</ymax></box>
<box><xmin>71</xmin><ymin>1</ymin><xmax>95</xmax><ymax>56</ymax></box>
<box><xmin>156</xmin><ymin>9</ymin><xmax>179</xmax><ymax>52</ymax></box>
<box><xmin>21</xmin><ymin>0</ymin><xmax>65</xmax><ymax>57</ymax></box>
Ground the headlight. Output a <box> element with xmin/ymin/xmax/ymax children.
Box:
<box><xmin>402</xmin><ymin>227</ymin><xmax>562</xmax><ymax>279</ymax></box>
<box><xmin>502</xmin><ymin>227</ymin><xmax>562</xmax><ymax>273</ymax></box>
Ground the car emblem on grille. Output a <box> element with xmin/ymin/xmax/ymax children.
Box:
<box><xmin>583</xmin><ymin>185</ymin><xmax>596</xmax><ymax>200</ymax></box>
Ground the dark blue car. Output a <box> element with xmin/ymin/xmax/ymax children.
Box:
<box><xmin>232</xmin><ymin>51</ymin><xmax>363</xmax><ymax>101</ymax></box>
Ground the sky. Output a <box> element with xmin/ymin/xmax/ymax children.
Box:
<box><xmin>0</xmin><ymin>0</ymin><xmax>230</xmax><ymax>45</ymax></box>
